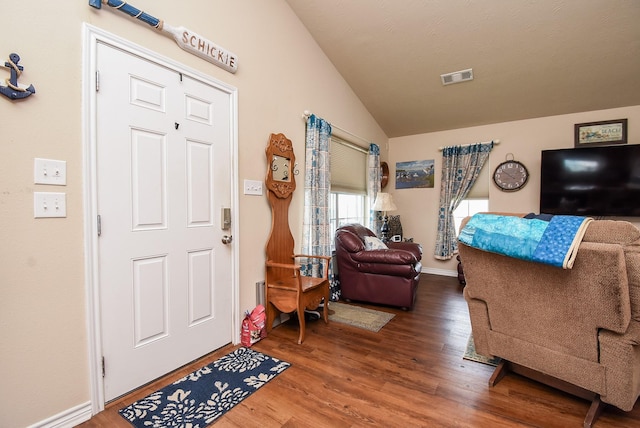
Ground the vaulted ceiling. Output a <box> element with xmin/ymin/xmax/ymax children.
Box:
<box><xmin>285</xmin><ymin>0</ymin><xmax>640</xmax><ymax>138</ymax></box>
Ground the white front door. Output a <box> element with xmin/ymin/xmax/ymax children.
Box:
<box><xmin>95</xmin><ymin>42</ymin><xmax>233</xmax><ymax>401</ymax></box>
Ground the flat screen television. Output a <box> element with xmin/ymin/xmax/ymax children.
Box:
<box><xmin>540</xmin><ymin>144</ymin><xmax>640</xmax><ymax>217</ymax></box>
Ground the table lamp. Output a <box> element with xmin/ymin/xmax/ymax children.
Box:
<box><xmin>372</xmin><ymin>192</ymin><xmax>397</xmax><ymax>243</ymax></box>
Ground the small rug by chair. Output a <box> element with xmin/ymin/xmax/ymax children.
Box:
<box><xmin>463</xmin><ymin>335</ymin><xmax>501</xmax><ymax>366</ymax></box>
<box><xmin>119</xmin><ymin>347</ymin><xmax>290</xmax><ymax>428</ymax></box>
<box><xmin>328</xmin><ymin>301</ymin><xmax>395</xmax><ymax>332</ymax></box>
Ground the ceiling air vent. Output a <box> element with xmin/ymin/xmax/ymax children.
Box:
<box><xmin>440</xmin><ymin>68</ymin><xmax>474</xmax><ymax>86</ymax></box>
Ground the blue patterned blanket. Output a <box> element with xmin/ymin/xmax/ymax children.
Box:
<box><xmin>458</xmin><ymin>214</ymin><xmax>593</xmax><ymax>269</ymax></box>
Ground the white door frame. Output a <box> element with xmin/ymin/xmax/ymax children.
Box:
<box><xmin>82</xmin><ymin>24</ymin><xmax>240</xmax><ymax>414</ymax></box>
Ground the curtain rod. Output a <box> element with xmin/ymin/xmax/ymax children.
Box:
<box><xmin>302</xmin><ymin>110</ymin><xmax>372</xmax><ymax>148</ymax></box>
<box><xmin>438</xmin><ymin>139</ymin><xmax>500</xmax><ymax>151</ymax></box>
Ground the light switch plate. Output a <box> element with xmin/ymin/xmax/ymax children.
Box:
<box><xmin>34</xmin><ymin>192</ymin><xmax>67</xmax><ymax>218</ymax></box>
<box><xmin>243</xmin><ymin>179</ymin><xmax>263</xmax><ymax>196</ymax></box>
<box><xmin>34</xmin><ymin>158</ymin><xmax>67</xmax><ymax>185</ymax></box>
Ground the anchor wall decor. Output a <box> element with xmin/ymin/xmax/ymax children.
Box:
<box><xmin>1</xmin><ymin>53</ymin><xmax>36</xmax><ymax>101</ymax></box>
<box><xmin>88</xmin><ymin>0</ymin><xmax>238</xmax><ymax>74</ymax></box>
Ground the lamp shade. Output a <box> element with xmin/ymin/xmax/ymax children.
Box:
<box><xmin>372</xmin><ymin>192</ymin><xmax>397</xmax><ymax>212</ymax></box>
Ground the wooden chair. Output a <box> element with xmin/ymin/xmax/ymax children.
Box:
<box><xmin>264</xmin><ymin>133</ymin><xmax>330</xmax><ymax>344</ymax></box>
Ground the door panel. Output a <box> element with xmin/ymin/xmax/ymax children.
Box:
<box><xmin>133</xmin><ymin>255</ymin><xmax>168</xmax><ymax>346</ymax></box>
<box><xmin>187</xmin><ymin>140</ymin><xmax>213</xmax><ymax>226</ymax></box>
<box><xmin>131</xmin><ymin>128</ymin><xmax>167</xmax><ymax>230</ymax></box>
<box><xmin>95</xmin><ymin>43</ymin><xmax>233</xmax><ymax>401</ymax></box>
<box><xmin>188</xmin><ymin>249</ymin><xmax>214</xmax><ymax>325</ymax></box>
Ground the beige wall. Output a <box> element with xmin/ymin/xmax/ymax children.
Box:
<box><xmin>2</xmin><ymin>1</ymin><xmax>638</xmax><ymax>425</ymax></box>
<box><xmin>0</xmin><ymin>1</ymin><xmax>386</xmax><ymax>426</ymax></box>
<box><xmin>389</xmin><ymin>105</ymin><xmax>640</xmax><ymax>274</ymax></box>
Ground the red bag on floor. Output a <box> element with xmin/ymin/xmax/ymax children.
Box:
<box><xmin>241</xmin><ymin>304</ymin><xmax>266</xmax><ymax>347</ymax></box>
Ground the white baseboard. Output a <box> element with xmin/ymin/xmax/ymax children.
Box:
<box><xmin>27</xmin><ymin>402</ymin><xmax>92</xmax><ymax>428</ymax></box>
<box><xmin>422</xmin><ymin>267</ymin><xmax>457</xmax><ymax>278</ymax></box>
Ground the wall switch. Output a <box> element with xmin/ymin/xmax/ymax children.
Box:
<box><xmin>34</xmin><ymin>192</ymin><xmax>67</xmax><ymax>218</ymax></box>
<box><xmin>34</xmin><ymin>158</ymin><xmax>67</xmax><ymax>185</ymax></box>
<box><xmin>243</xmin><ymin>179</ymin><xmax>263</xmax><ymax>196</ymax></box>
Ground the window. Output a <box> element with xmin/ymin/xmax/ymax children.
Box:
<box><xmin>453</xmin><ymin>198</ymin><xmax>489</xmax><ymax>234</ymax></box>
<box><xmin>453</xmin><ymin>159</ymin><xmax>491</xmax><ymax>233</ymax></box>
<box><xmin>329</xmin><ymin>192</ymin><xmax>367</xmax><ymax>236</ymax></box>
<box><xmin>329</xmin><ymin>136</ymin><xmax>368</xmax><ymax>246</ymax></box>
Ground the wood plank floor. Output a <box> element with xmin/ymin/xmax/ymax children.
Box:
<box><xmin>78</xmin><ymin>274</ymin><xmax>640</xmax><ymax>427</ymax></box>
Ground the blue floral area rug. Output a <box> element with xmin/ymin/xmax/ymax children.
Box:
<box><xmin>119</xmin><ymin>347</ymin><xmax>290</xmax><ymax>427</ymax></box>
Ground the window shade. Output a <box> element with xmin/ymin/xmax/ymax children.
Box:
<box><xmin>467</xmin><ymin>159</ymin><xmax>490</xmax><ymax>198</ymax></box>
<box><xmin>330</xmin><ymin>136</ymin><xmax>367</xmax><ymax>194</ymax></box>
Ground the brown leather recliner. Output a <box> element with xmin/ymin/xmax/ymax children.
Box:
<box><xmin>334</xmin><ymin>223</ymin><xmax>423</xmax><ymax>309</ymax></box>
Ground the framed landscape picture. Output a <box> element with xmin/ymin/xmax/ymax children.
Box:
<box><xmin>574</xmin><ymin>119</ymin><xmax>627</xmax><ymax>147</ymax></box>
<box><xmin>395</xmin><ymin>159</ymin><xmax>434</xmax><ymax>189</ymax></box>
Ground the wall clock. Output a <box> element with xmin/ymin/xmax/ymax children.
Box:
<box><xmin>493</xmin><ymin>155</ymin><xmax>529</xmax><ymax>192</ymax></box>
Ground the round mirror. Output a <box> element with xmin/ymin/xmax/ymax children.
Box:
<box><xmin>381</xmin><ymin>161</ymin><xmax>390</xmax><ymax>189</ymax></box>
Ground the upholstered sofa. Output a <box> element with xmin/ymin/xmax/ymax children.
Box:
<box><xmin>334</xmin><ymin>223</ymin><xmax>422</xmax><ymax>309</ymax></box>
<box><xmin>458</xmin><ymin>215</ymin><xmax>640</xmax><ymax>426</ymax></box>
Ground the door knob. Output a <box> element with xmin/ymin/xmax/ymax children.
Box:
<box><xmin>222</xmin><ymin>235</ymin><xmax>233</xmax><ymax>244</ymax></box>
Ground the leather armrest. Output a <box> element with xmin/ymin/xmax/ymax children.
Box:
<box><xmin>387</xmin><ymin>241</ymin><xmax>422</xmax><ymax>261</ymax></box>
<box><xmin>356</xmin><ymin>259</ymin><xmax>422</xmax><ymax>277</ymax></box>
<box><xmin>352</xmin><ymin>249</ymin><xmax>417</xmax><ymax>265</ymax></box>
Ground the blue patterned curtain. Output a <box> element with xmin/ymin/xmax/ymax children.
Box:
<box><xmin>302</xmin><ymin>114</ymin><xmax>338</xmax><ymax>297</ymax></box>
<box><xmin>434</xmin><ymin>142</ymin><xmax>493</xmax><ymax>260</ymax></box>
<box><xmin>367</xmin><ymin>144</ymin><xmax>382</xmax><ymax>234</ymax></box>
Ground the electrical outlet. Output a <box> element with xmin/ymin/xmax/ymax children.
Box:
<box><xmin>34</xmin><ymin>192</ymin><xmax>67</xmax><ymax>218</ymax></box>
<box><xmin>243</xmin><ymin>179</ymin><xmax>263</xmax><ymax>196</ymax></box>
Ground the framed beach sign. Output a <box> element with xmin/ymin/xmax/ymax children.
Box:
<box><xmin>574</xmin><ymin>119</ymin><xmax>627</xmax><ymax>147</ymax></box>
<box><xmin>395</xmin><ymin>159</ymin><xmax>435</xmax><ymax>189</ymax></box>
